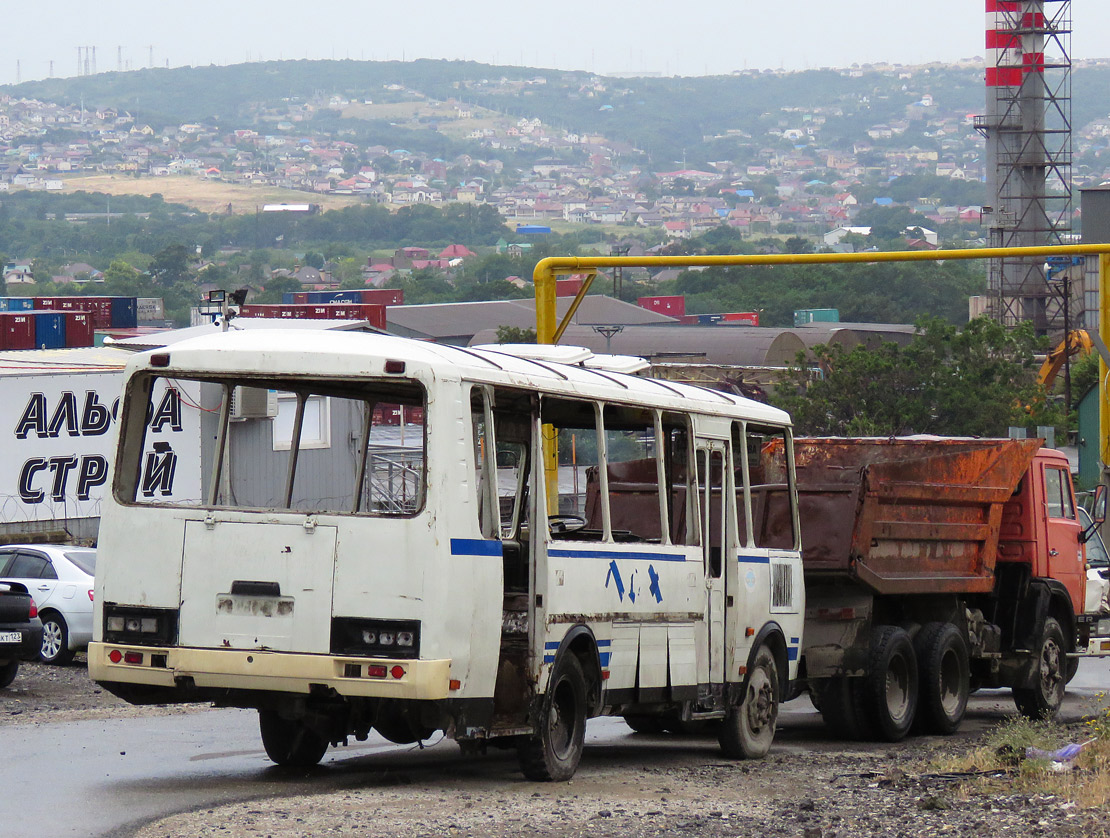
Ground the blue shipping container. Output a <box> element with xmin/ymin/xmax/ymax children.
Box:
<box><xmin>32</xmin><ymin>311</ymin><xmax>66</xmax><ymax>349</ymax></box>
<box><xmin>0</xmin><ymin>298</ymin><xmax>34</xmax><ymax>311</ymax></box>
<box><xmin>109</xmin><ymin>297</ymin><xmax>138</xmax><ymax>328</ymax></box>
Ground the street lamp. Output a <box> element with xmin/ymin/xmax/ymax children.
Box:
<box><xmin>592</xmin><ymin>324</ymin><xmax>624</xmax><ymax>353</ymax></box>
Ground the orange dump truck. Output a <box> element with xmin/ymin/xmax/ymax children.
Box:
<box><xmin>760</xmin><ymin>437</ymin><xmax>1109</xmax><ymax>742</ymax></box>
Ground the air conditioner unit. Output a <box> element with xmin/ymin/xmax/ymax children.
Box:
<box><xmin>230</xmin><ymin>386</ymin><xmax>277</xmax><ymax>420</ymax></box>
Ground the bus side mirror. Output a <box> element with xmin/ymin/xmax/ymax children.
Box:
<box><xmin>1094</xmin><ymin>484</ymin><xmax>1107</xmax><ymax>526</ymax></box>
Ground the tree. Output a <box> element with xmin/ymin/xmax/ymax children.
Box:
<box><xmin>495</xmin><ymin>325</ymin><xmax>537</xmax><ymax>343</ymax></box>
<box><xmin>148</xmin><ymin>244</ymin><xmax>193</xmax><ymax>287</ymax></box>
<box><xmin>774</xmin><ymin>317</ymin><xmax>1062</xmax><ymax>437</ymax></box>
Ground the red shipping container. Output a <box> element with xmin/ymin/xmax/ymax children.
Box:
<box><xmin>279</xmin><ymin>305</ymin><xmax>303</xmax><ymax>318</ymax></box>
<box><xmin>555</xmin><ymin>277</ymin><xmax>584</xmax><ymax>297</ymax></box>
<box><xmin>361</xmin><ymin>288</ymin><xmax>403</xmax><ymax>306</ymax></box>
<box><xmin>0</xmin><ymin>313</ymin><xmax>35</xmax><ymax>350</ymax></box>
<box><xmin>637</xmin><ymin>295</ymin><xmax>686</xmax><ymax>317</ymax></box>
<box><xmin>722</xmin><ymin>311</ymin><xmax>760</xmax><ymax>326</ymax></box>
<box><xmin>33</xmin><ymin>297</ymin><xmax>58</xmax><ymax>310</ymax></box>
<box><xmin>64</xmin><ymin>312</ymin><xmax>95</xmax><ymax>347</ymax></box>
<box><xmin>57</xmin><ymin>296</ymin><xmax>114</xmax><ymax>328</ymax></box>
<box><xmin>350</xmin><ymin>303</ymin><xmax>386</xmax><ymax>329</ymax></box>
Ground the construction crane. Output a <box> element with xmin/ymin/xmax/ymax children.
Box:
<box><xmin>1037</xmin><ymin>329</ymin><xmax>1093</xmax><ymax>414</ymax></box>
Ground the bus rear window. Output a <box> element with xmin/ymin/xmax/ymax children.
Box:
<box><xmin>116</xmin><ymin>374</ymin><xmax>426</xmax><ymax>516</ymax></box>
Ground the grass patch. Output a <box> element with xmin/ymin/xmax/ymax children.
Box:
<box><xmin>932</xmin><ymin>705</ymin><xmax>1110</xmax><ymax>808</ymax></box>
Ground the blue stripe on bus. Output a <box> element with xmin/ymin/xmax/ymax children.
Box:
<box><xmin>737</xmin><ymin>555</ymin><xmax>770</xmax><ymax>564</ymax></box>
<box><xmin>544</xmin><ymin>641</ymin><xmax>561</xmax><ymax>650</ymax></box>
<box><xmin>449</xmin><ymin>538</ymin><xmax>504</xmax><ymax>557</ymax></box>
<box><xmin>599</xmin><ymin>652</ymin><xmax>612</xmax><ymax>667</ymax></box>
<box><xmin>790</xmin><ymin>637</ymin><xmax>800</xmax><ymax>645</ymax></box>
<box><xmin>543</xmin><ymin>655</ymin><xmax>555</xmax><ymax>664</ymax></box>
<box><xmin>549</xmin><ymin>548</ymin><xmax>686</xmax><ymax>562</ymax></box>
<box><xmin>787</xmin><ymin>647</ymin><xmax>799</xmax><ymax>661</ymax></box>
<box><xmin>596</xmin><ymin>639</ymin><xmax>611</xmax><ymax>647</ymax></box>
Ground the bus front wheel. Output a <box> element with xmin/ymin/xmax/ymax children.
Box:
<box><xmin>518</xmin><ymin>654</ymin><xmax>587</xmax><ymax>781</ymax></box>
<box><xmin>259</xmin><ymin>708</ymin><xmax>329</xmax><ymax>768</ymax></box>
<box><xmin>719</xmin><ymin>644</ymin><xmax>779</xmax><ymax>759</ymax></box>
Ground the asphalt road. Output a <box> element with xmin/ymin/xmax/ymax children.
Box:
<box><xmin>3</xmin><ymin>658</ymin><xmax>1108</xmax><ymax>838</ymax></box>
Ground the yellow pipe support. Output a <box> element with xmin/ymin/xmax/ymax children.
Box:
<box><xmin>1101</xmin><ymin>253</ymin><xmax>1110</xmax><ymax>470</ymax></box>
<box><xmin>552</xmin><ymin>270</ymin><xmax>598</xmax><ymax>344</ymax></box>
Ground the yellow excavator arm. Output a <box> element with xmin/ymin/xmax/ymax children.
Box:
<box><xmin>1038</xmin><ymin>329</ymin><xmax>1094</xmax><ymax>389</ymax></box>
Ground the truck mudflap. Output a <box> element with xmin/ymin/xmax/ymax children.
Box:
<box><xmin>1077</xmin><ymin>613</ymin><xmax>1110</xmax><ymax>656</ymax></box>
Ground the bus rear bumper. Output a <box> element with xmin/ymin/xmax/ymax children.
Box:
<box><xmin>88</xmin><ymin>642</ymin><xmax>452</xmax><ymax>700</ymax></box>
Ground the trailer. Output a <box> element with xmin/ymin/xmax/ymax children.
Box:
<box><xmin>759</xmin><ymin>436</ymin><xmax>1109</xmax><ymax>741</ymax></box>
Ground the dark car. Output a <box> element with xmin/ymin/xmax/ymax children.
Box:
<box><xmin>0</xmin><ymin>581</ymin><xmax>44</xmax><ymax>688</ymax></box>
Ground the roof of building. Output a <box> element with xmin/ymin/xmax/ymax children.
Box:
<box><xmin>385</xmin><ymin>296</ymin><xmax>677</xmax><ymax>344</ymax></box>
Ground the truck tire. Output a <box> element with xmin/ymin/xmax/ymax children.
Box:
<box><xmin>861</xmin><ymin>625</ymin><xmax>918</xmax><ymax>742</ymax></box>
<box><xmin>913</xmin><ymin>622</ymin><xmax>970</xmax><ymax>735</ymax></box>
<box><xmin>816</xmin><ymin>676</ymin><xmax>873</xmax><ymax>741</ymax></box>
<box><xmin>518</xmin><ymin>653</ymin><xmax>587</xmax><ymax>781</ymax></box>
<box><xmin>718</xmin><ymin>644</ymin><xmax>779</xmax><ymax>759</ymax></box>
<box><xmin>1013</xmin><ymin>617</ymin><xmax>1066</xmax><ymax>720</ymax></box>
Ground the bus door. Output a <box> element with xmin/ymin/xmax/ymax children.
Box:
<box><xmin>696</xmin><ymin>441</ymin><xmax>728</xmax><ymax>686</ymax></box>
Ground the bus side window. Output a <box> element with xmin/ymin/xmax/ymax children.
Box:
<box><xmin>598</xmin><ymin>405</ymin><xmax>664</xmax><ymax>543</ymax></box>
<box><xmin>542</xmin><ymin>397</ymin><xmax>603</xmax><ymax>542</ymax></box>
<box><xmin>470</xmin><ymin>387</ymin><xmax>499</xmax><ymax>539</ymax></box>
<box><xmin>748</xmin><ymin>425</ymin><xmax>798</xmax><ymax>550</ymax></box>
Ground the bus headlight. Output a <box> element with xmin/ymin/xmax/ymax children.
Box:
<box><xmin>332</xmin><ymin>618</ymin><xmax>420</xmax><ymax>659</ymax></box>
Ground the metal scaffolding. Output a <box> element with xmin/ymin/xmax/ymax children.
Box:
<box><xmin>977</xmin><ymin>0</ymin><xmax>1072</xmax><ymax>335</ymax></box>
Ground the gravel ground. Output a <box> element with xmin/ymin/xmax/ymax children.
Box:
<box><xmin>4</xmin><ymin>661</ymin><xmax>1110</xmax><ymax>838</ymax></box>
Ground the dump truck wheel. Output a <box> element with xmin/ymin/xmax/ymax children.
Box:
<box><xmin>1013</xmin><ymin>617</ymin><xmax>1066</xmax><ymax>720</ymax></box>
<box><xmin>913</xmin><ymin>622</ymin><xmax>969</xmax><ymax>735</ymax></box>
<box><xmin>862</xmin><ymin>625</ymin><xmax>918</xmax><ymax>742</ymax></box>
<box><xmin>817</xmin><ymin>677</ymin><xmax>872</xmax><ymax>740</ymax></box>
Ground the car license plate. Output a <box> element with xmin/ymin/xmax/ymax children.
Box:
<box><xmin>0</xmin><ymin>631</ymin><xmax>21</xmax><ymax>644</ymax></box>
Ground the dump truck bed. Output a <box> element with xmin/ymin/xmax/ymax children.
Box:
<box><xmin>762</xmin><ymin>437</ymin><xmax>1042</xmax><ymax>596</ymax></box>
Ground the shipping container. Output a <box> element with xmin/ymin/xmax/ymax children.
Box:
<box><xmin>794</xmin><ymin>308</ymin><xmax>840</xmax><ymax>327</ymax></box>
<box><xmin>696</xmin><ymin>313</ymin><xmax>725</xmax><ymax>325</ymax></box>
<box><xmin>555</xmin><ymin>277</ymin><xmax>584</xmax><ymax>297</ymax></box>
<box><xmin>33</xmin><ymin>297</ymin><xmax>58</xmax><ymax>310</ymax></box>
<box><xmin>64</xmin><ymin>312</ymin><xmax>95</xmax><ymax>347</ymax></box>
<box><xmin>108</xmin><ymin>297</ymin><xmax>139</xmax><ymax>328</ymax></box>
<box><xmin>32</xmin><ymin>311</ymin><xmax>66</xmax><ymax>349</ymax></box>
<box><xmin>0</xmin><ymin>298</ymin><xmax>35</xmax><ymax>312</ymax></box>
<box><xmin>637</xmin><ymin>295</ymin><xmax>686</xmax><ymax>317</ymax></box>
<box><xmin>722</xmin><ymin>311</ymin><xmax>760</xmax><ymax>326</ymax></box>
<box><xmin>0</xmin><ymin>313</ymin><xmax>35</xmax><ymax>349</ymax></box>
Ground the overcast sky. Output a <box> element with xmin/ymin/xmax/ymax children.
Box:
<box><xmin>5</xmin><ymin>1</ymin><xmax>1110</xmax><ymax>86</ymax></box>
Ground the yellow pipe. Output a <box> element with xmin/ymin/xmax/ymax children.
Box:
<box><xmin>533</xmin><ymin>243</ymin><xmax>1110</xmax><ymax>492</ymax></box>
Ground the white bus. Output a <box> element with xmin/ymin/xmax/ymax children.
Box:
<box><xmin>89</xmin><ymin>330</ymin><xmax>804</xmax><ymax>780</ymax></box>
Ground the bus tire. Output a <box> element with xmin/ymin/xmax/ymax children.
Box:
<box><xmin>719</xmin><ymin>644</ymin><xmax>779</xmax><ymax>759</ymax></box>
<box><xmin>913</xmin><ymin>622</ymin><xmax>969</xmax><ymax>735</ymax></box>
<box><xmin>518</xmin><ymin>653</ymin><xmax>587</xmax><ymax>781</ymax></box>
<box><xmin>258</xmin><ymin>708</ymin><xmax>329</xmax><ymax>768</ymax></box>
<box><xmin>862</xmin><ymin>625</ymin><xmax>918</xmax><ymax>742</ymax></box>
<box><xmin>1013</xmin><ymin>617</ymin><xmax>1066</xmax><ymax>720</ymax></box>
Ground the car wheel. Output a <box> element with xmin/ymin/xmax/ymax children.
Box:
<box><xmin>39</xmin><ymin>612</ymin><xmax>74</xmax><ymax>665</ymax></box>
<box><xmin>258</xmin><ymin>708</ymin><xmax>329</xmax><ymax>767</ymax></box>
<box><xmin>718</xmin><ymin>644</ymin><xmax>779</xmax><ymax>759</ymax></box>
<box><xmin>518</xmin><ymin>653</ymin><xmax>587</xmax><ymax>781</ymax></box>
<box><xmin>0</xmin><ymin>660</ymin><xmax>18</xmax><ymax>689</ymax></box>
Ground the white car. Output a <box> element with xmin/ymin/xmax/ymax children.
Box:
<box><xmin>1081</xmin><ymin>508</ymin><xmax>1110</xmax><ymax>615</ymax></box>
<box><xmin>0</xmin><ymin>545</ymin><xmax>95</xmax><ymax>664</ymax></box>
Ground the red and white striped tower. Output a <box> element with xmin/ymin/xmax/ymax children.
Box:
<box><xmin>979</xmin><ymin>1</ymin><xmax>1072</xmax><ymax>334</ymax></box>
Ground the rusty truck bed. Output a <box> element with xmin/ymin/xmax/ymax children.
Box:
<box><xmin>762</xmin><ymin>437</ymin><xmax>1042</xmax><ymax>596</ymax></box>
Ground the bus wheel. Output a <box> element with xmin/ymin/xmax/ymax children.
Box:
<box><xmin>914</xmin><ymin>622</ymin><xmax>969</xmax><ymax>735</ymax></box>
<box><xmin>518</xmin><ymin>654</ymin><xmax>587</xmax><ymax>781</ymax></box>
<box><xmin>719</xmin><ymin>644</ymin><xmax>779</xmax><ymax>759</ymax></box>
<box><xmin>1013</xmin><ymin>617</ymin><xmax>1066</xmax><ymax>720</ymax></box>
<box><xmin>258</xmin><ymin>709</ymin><xmax>329</xmax><ymax>768</ymax></box>
<box><xmin>862</xmin><ymin>625</ymin><xmax>918</xmax><ymax>742</ymax></box>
